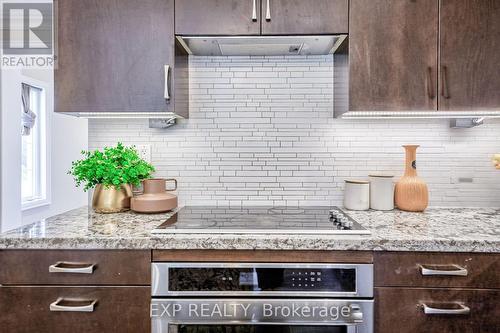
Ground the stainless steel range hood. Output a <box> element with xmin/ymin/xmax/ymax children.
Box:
<box><xmin>176</xmin><ymin>35</ymin><xmax>347</xmax><ymax>56</ymax></box>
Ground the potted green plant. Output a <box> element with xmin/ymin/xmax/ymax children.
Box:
<box><xmin>69</xmin><ymin>143</ymin><xmax>155</xmax><ymax>213</ymax></box>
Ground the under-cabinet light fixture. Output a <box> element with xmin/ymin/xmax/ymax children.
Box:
<box><xmin>60</xmin><ymin>112</ymin><xmax>180</xmax><ymax>119</ymax></box>
<box><xmin>339</xmin><ymin>111</ymin><xmax>500</xmax><ymax>119</ymax></box>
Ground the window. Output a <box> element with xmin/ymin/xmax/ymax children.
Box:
<box><xmin>21</xmin><ymin>83</ymin><xmax>47</xmax><ymax>208</ymax></box>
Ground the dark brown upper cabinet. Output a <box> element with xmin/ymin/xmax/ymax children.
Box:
<box><xmin>349</xmin><ymin>0</ymin><xmax>439</xmax><ymax>112</ymax></box>
<box><xmin>261</xmin><ymin>0</ymin><xmax>348</xmax><ymax>35</ymax></box>
<box><xmin>176</xmin><ymin>0</ymin><xmax>348</xmax><ymax>36</ymax></box>
<box><xmin>55</xmin><ymin>0</ymin><xmax>187</xmax><ymax>116</ymax></box>
<box><xmin>175</xmin><ymin>0</ymin><xmax>261</xmax><ymax>35</ymax></box>
<box><xmin>439</xmin><ymin>0</ymin><xmax>500</xmax><ymax>111</ymax></box>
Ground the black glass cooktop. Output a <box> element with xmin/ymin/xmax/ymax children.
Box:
<box><xmin>152</xmin><ymin>206</ymin><xmax>370</xmax><ymax>235</ymax></box>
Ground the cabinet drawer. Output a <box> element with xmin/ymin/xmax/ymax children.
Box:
<box><xmin>0</xmin><ymin>250</ymin><xmax>150</xmax><ymax>285</ymax></box>
<box><xmin>0</xmin><ymin>286</ymin><xmax>150</xmax><ymax>333</ymax></box>
<box><xmin>375</xmin><ymin>287</ymin><xmax>500</xmax><ymax>333</ymax></box>
<box><xmin>375</xmin><ymin>252</ymin><xmax>499</xmax><ymax>288</ymax></box>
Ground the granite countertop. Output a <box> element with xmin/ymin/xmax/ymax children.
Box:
<box><xmin>0</xmin><ymin>206</ymin><xmax>499</xmax><ymax>252</ymax></box>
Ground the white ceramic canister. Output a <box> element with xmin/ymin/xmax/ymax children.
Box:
<box><xmin>369</xmin><ymin>174</ymin><xmax>395</xmax><ymax>211</ymax></box>
<box><xmin>343</xmin><ymin>180</ymin><xmax>370</xmax><ymax>211</ymax></box>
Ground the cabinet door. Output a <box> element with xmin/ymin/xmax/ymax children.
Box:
<box><xmin>261</xmin><ymin>0</ymin><xmax>348</xmax><ymax>35</ymax></box>
<box><xmin>349</xmin><ymin>0</ymin><xmax>438</xmax><ymax>111</ymax></box>
<box><xmin>175</xmin><ymin>0</ymin><xmax>260</xmax><ymax>35</ymax></box>
<box><xmin>439</xmin><ymin>0</ymin><xmax>500</xmax><ymax>111</ymax></box>
<box><xmin>0</xmin><ymin>286</ymin><xmax>150</xmax><ymax>333</ymax></box>
<box><xmin>375</xmin><ymin>288</ymin><xmax>500</xmax><ymax>333</ymax></box>
<box><xmin>0</xmin><ymin>250</ymin><xmax>151</xmax><ymax>285</ymax></box>
<box><xmin>55</xmin><ymin>0</ymin><xmax>174</xmax><ymax>113</ymax></box>
<box><xmin>374</xmin><ymin>252</ymin><xmax>500</xmax><ymax>289</ymax></box>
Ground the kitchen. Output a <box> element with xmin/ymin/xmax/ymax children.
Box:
<box><xmin>0</xmin><ymin>0</ymin><xmax>499</xmax><ymax>332</ymax></box>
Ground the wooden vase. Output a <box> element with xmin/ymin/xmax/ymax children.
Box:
<box><xmin>395</xmin><ymin>145</ymin><xmax>429</xmax><ymax>212</ymax></box>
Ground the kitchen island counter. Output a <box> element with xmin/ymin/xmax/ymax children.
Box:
<box><xmin>0</xmin><ymin>206</ymin><xmax>498</xmax><ymax>252</ymax></box>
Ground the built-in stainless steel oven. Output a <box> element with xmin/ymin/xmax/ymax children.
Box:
<box><xmin>151</xmin><ymin>263</ymin><xmax>373</xmax><ymax>333</ymax></box>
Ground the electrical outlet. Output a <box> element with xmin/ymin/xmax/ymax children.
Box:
<box><xmin>451</xmin><ymin>170</ymin><xmax>474</xmax><ymax>184</ymax></box>
<box><xmin>135</xmin><ymin>144</ymin><xmax>151</xmax><ymax>163</ymax></box>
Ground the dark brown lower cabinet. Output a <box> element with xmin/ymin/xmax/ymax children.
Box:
<box><xmin>374</xmin><ymin>252</ymin><xmax>500</xmax><ymax>289</ymax></box>
<box><xmin>0</xmin><ymin>286</ymin><xmax>150</xmax><ymax>333</ymax></box>
<box><xmin>0</xmin><ymin>250</ymin><xmax>151</xmax><ymax>285</ymax></box>
<box><xmin>375</xmin><ymin>287</ymin><xmax>500</xmax><ymax>333</ymax></box>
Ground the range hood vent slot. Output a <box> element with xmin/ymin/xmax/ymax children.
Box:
<box><xmin>177</xmin><ymin>35</ymin><xmax>346</xmax><ymax>56</ymax></box>
<box><xmin>219</xmin><ymin>43</ymin><xmax>300</xmax><ymax>56</ymax></box>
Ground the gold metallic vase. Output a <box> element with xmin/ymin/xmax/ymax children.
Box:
<box><xmin>91</xmin><ymin>184</ymin><xmax>132</xmax><ymax>213</ymax></box>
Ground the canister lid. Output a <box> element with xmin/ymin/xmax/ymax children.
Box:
<box><xmin>344</xmin><ymin>179</ymin><xmax>370</xmax><ymax>184</ymax></box>
<box><xmin>368</xmin><ymin>174</ymin><xmax>394</xmax><ymax>178</ymax></box>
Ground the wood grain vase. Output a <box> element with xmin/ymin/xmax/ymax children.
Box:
<box><xmin>395</xmin><ymin>145</ymin><xmax>429</xmax><ymax>212</ymax></box>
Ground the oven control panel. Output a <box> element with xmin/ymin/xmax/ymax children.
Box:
<box><xmin>168</xmin><ymin>267</ymin><xmax>355</xmax><ymax>292</ymax></box>
<box><xmin>152</xmin><ymin>263</ymin><xmax>374</xmax><ymax>297</ymax></box>
<box><xmin>289</xmin><ymin>269</ymin><xmax>324</xmax><ymax>288</ymax></box>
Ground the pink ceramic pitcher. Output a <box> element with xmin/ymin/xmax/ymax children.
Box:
<box><xmin>130</xmin><ymin>178</ymin><xmax>178</xmax><ymax>213</ymax></box>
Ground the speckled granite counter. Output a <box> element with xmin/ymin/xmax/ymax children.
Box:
<box><xmin>0</xmin><ymin>206</ymin><xmax>499</xmax><ymax>252</ymax></box>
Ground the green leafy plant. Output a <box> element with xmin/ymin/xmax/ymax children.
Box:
<box><xmin>69</xmin><ymin>143</ymin><xmax>155</xmax><ymax>191</ymax></box>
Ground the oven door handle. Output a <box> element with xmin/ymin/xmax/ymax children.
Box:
<box><xmin>349</xmin><ymin>303</ymin><xmax>364</xmax><ymax>321</ymax></box>
<box><xmin>150</xmin><ymin>298</ymin><xmax>373</xmax><ymax>326</ymax></box>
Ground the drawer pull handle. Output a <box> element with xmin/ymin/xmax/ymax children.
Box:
<box><xmin>419</xmin><ymin>264</ymin><xmax>468</xmax><ymax>276</ymax></box>
<box><xmin>49</xmin><ymin>262</ymin><xmax>95</xmax><ymax>274</ymax></box>
<box><xmin>50</xmin><ymin>298</ymin><xmax>97</xmax><ymax>312</ymax></box>
<box><xmin>422</xmin><ymin>303</ymin><xmax>470</xmax><ymax>315</ymax></box>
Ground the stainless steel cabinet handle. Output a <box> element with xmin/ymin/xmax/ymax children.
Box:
<box><xmin>265</xmin><ymin>0</ymin><xmax>271</xmax><ymax>21</ymax></box>
<box><xmin>252</xmin><ymin>0</ymin><xmax>257</xmax><ymax>21</ymax></box>
<box><xmin>419</xmin><ymin>264</ymin><xmax>468</xmax><ymax>276</ymax></box>
<box><xmin>49</xmin><ymin>262</ymin><xmax>95</xmax><ymax>274</ymax></box>
<box><xmin>164</xmin><ymin>65</ymin><xmax>171</xmax><ymax>100</ymax></box>
<box><xmin>422</xmin><ymin>303</ymin><xmax>470</xmax><ymax>315</ymax></box>
<box><xmin>50</xmin><ymin>298</ymin><xmax>97</xmax><ymax>312</ymax></box>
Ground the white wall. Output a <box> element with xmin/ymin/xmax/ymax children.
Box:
<box><xmin>89</xmin><ymin>55</ymin><xmax>500</xmax><ymax>208</ymax></box>
<box><xmin>0</xmin><ymin>67</ymin><xmax>88</xmax><ymax>232</ymax></box>
<box><xmin>0</xmin><ymin>68</ymin><xmax>23</xmax><ymax>231</ymax></box>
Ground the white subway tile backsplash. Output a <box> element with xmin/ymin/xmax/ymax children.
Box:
<box><xmin>89</xmin><ymin>55</ymin><xmax>500</xmax><ymax>207</ymax></box>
